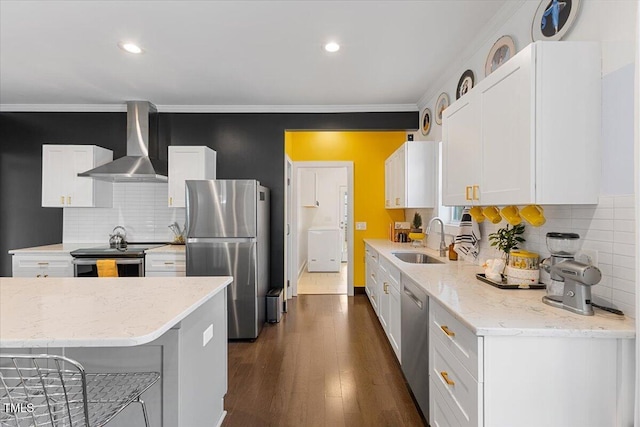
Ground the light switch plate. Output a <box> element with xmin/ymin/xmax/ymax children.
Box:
<box><xmin>203</xmin><ymin>324</ymin><xmax>214</xmax><ymax>347</ymax></box>
<box><xmin>355</xmin><ymin>222</ymin><xmax>367</xmax><ymax>230</ymax></box>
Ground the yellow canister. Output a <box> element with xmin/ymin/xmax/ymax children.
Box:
<box><xmin>508</xmin><ymin>250</ymin><xmax>539</xmax><ymax>270</ymax></box>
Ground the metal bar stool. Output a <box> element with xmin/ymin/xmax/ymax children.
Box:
<box><xmin>0</xmin><ymin>354</ymin><xmax>160</xmax><ymax>426</ymax></box>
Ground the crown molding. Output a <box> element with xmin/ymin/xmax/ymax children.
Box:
<box><xmin>416</xmin><ymin>0</ymin><xmax>527</xmax><ymax>110</ymax></box>
<box><xmin>0</xmin><ymin>103</ymin><xmax>418</xmax><ymax>113</ymax></box>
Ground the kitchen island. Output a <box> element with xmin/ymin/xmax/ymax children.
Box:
<box><xmin>364</xmin><ymin>239</ymin><xmax>636</xmax><ymax>427</ymax></box>
<box><xmin>0</xmin><ymin>276</ymin><xmax>232</xmax><ymax>427</ymax></box>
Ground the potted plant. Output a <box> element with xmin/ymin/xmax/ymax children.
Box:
<box><xmin>488</xmin><ymin>223</ymin><xmax>526</xmax><ymax>272</ymax></box>
<box><xmin>411</xmin><ymin>212</ymin><xmax>422</xmax><ymax>233</ymax></box>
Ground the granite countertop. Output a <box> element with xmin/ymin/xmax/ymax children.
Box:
<box><xmin>0</xmin><ymin>276</ymin><xmax>232</xmax><ymax>348</ymax></box>
<box><xmin>364</xmin><ymin>239</ymin><xmax>635</xmax><ymax>339</ymax></box>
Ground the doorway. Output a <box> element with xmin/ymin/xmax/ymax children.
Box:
<box><xmin>290</xmin><ymin>161</ymin><xmax>354</xmax><ymax>297</ymax></box>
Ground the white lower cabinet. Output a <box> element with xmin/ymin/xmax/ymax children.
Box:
<box><xmin>12</xmin><ymin>254</ymin><xmax>74</xmax><ymax>277</ymax></box>
<box><xmin>364</xmin><ymin>245</ymin><xmax>379</xmax><ymax>314</ymax></box>
<box><xmin>429</xmin><ymin>298</ymin><xmax>633</xmax><ymax>427</ymax></box>
<box><xmin>363</xmin><ymin>244</ymin><xmax>401</xmax><ymax>361</ymax></box>
<box><xmin>145</xmin><ymin>252</ymin><xmax>186</xmax><ymax>277</ymax></box>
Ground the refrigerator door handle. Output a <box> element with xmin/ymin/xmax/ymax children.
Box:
<box><xmin>187</xmin><ymin>237</ymin><xmax>256</xmax><ymax>244</ymax></box>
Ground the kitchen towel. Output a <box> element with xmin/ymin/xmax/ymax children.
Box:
<box><xmin>454</xmin><ymin>208</ymin><xmax>481</xmax><ymax>259</ymax></box>
<box><xmin>96</xmin><ymin>259</ymin><xmax>119</xmax><ymax>277</ymax></box>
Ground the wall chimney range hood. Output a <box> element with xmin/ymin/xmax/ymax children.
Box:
<box><xmin>78</xmin><ymin>101</ymin><xmax>168</xmax><ymax>182</ymax></box>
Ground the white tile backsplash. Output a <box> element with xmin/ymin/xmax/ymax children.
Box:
<box><xmin>63</xmin><ymin>183</ymin><xmax>185</xmax><ymax>244</ymax></box>
<box><xmin>427</xmin><ymin>195</ymin><xmax>636</xmax><ymax>318</ymax></box>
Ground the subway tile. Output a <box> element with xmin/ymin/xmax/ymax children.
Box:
<box><xmin>581</xmin><ymin>229</ymin><xmax>614</xmax><ymax>243</ymax></box>
<box><xmin>614</xmin><ymin>220</ymin><xmax>635</xmax><ymax>232</ymax></box>
<box><xmin>612</xmin><ymin>288</ymin><xmax>636</xmax><ymax>308</ymax></box>
<box><xmin>596</xmin><ymin>197</ymin><xmax>615</xmax><ymax>208</ymax></box>
<box><xmin>592</xmin><ymin>284</ymin><xmax>613</xmax><ymax>302</ymax></box>
<box><xmin>613</xmin><ymin>254</ymin><xmax>636</xmax><ymax>269</ymax></box>
<box><xmin>611</xmin><ymin>277</ymin><xmax>636</xmax><ymax>294</ymax></box>
<box><xmin>572</xmin><ymin>207</ymin><xmax>613</xmax><ymax>220</ymax></box>
<box><xmin>581</xmin><ymin>240</ymin><xmax>614</xmax><ymax>254</ymax></box>
<box><xmin>598</xmin><ymin>251</ymin><xmax>613</xmax><ymax>266</ymax></box>
<box><xmin>571</xmin><ymin>219</ymin><xmax>613</xmax><ymax>231</ymax></box>
<box><xmin>613</xmin><ymin>231</ymin><xmax>636</xmax><ymax>245</ymax></box>
<box><xmin>614</xmin><ymin>194</ymin><xmax>635</xmax><ymax>208</ymax></box>
<box><xmin>614</xmin><ymin>208</ymin><xmax>635</xmax><ymax>221</ymax></box>
<box><xmin>598</xmin><ymin>263</ymin><xmax>613</xmax><ymax>276</ymax></box>
<box><xmin>612</xmin><ymin>266</ymin><xmax>635</xmax><ymax>282</ymax></box>
<box><xmin>613</xmin><ymin>243</ymin><xmax>636</xmax><ymax>257</ymax></box>
<box><xmin>543</xmin><ymin>206</ymin><xmax>573</xmax><ymax>219</ymax></box>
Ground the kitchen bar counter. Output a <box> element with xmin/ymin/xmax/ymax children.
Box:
<box><xmin>0</xmin><ymin>276</ymin><xmax>231</xmax><ymax>426</ymax></box>
<box><xmin>8</xmin><ymin>243</ymin><xmax>100</xmax><ymax>255</ymax></box>
<box><xmin>145</xmin><ymin>243</ymin><xmax>186</xmax><ymax>254</ymax></box>
<box><xmin>364</xmin><ymin>239</ymin><xmax>635</xmax><ymax>338</ymax></box>
<box><xmin>0</xmin><ymin>276</ymin><xmax>231</xmax><ymax>347</ymax></box>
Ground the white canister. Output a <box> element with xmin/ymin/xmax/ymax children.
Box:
<box><xmin>505</xmin><ymin>266</ymin><xmax>540</xmax><ymax>287</ymax></box>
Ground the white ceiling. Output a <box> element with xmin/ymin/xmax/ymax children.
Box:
<box><xmin>0</xmin><ymin>0</ymin><xmax>512</xmax><ymax>112</ymax></box>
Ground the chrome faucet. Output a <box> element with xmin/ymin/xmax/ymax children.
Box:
<box><xmin>427</xmin><ymin>217</ymin><xmax>447</xmax><ymax>257</ymax></box>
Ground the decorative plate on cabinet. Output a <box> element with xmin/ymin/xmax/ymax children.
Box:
<box><xmin>485</xmin><ymin>35</ymin><xmax>516</xmax><ymax>76</ymax></box>
<box><xmin>456</xmin><ymin>69</ymin><xmax>475</xmax><ymax>100</ymax></box>
<box><xmin>434</xmin><ymin>92</ymin><xmax>449</xmax><ymax>125</ymax></box>
<box><xmin>420</xmin><ymin>108</ymin><xmax>432</xmax><ymax>135</ymax></box>
<box><xmin>531</xmin><ymin>0</ymin><xmax>581</xmax><ymax>41</ymax></box>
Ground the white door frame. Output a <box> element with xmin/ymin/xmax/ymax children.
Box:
<box><xmin>284</xmin><ymin>155</ymin><xmax>293</xmax><ymax>302</ymax></box>
<box><xmin>290</xmin><ymin>161</ymin><xmax>354</xmax><ymax>297</ymax></box>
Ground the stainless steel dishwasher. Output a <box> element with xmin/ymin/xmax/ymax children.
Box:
<box><xmin>401</xmin><ymin>278</ymin><xmax>429</xmax><ymax>419</ymax></box>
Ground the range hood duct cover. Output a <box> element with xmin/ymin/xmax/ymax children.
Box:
<box><xmin>78</xmin><ymin>101</ymin><xmax>168</xmax><ymax>182</ymax></box>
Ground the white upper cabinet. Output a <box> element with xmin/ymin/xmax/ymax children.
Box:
<box><xmin>385</xmin><ymin>141</ymin><xmax>437</xmax><ymax>209</ymax></box>
<box><xmin>42</xmin><ymin>145</ymin><xmax>113</xmax><ymax>208</ymax></box>
<box><xmin>442</xmin><ymin>41</ymin><xmax>601</xmax><ymax>206</ymax></box>
<box><xmin>300</xmin><ymin>170</ymin><xmax>319</xmax><ymax>207</ymax></box>
<box><xmin>168</xmin><ymin>146</ymin><xmax>216</xmax><ymax>207</ymax></box>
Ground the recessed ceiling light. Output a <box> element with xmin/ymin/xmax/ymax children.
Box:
<box><xmin>324</xmin><ymin>42</ymin><xmax>340</xmax><ymax>53</ymax></box>
<box><xmin>118</xmin><ymin>41</ymin><xmax>144</xmax><ymax>54</ymax></box>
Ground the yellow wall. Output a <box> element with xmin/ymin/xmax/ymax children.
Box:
<box><xmin>286</xmin><ymin>131</ymin><xmax>406</xmax><ymax>288</ymax></box>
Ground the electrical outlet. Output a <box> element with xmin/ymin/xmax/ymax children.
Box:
<box><xmin>355</xmin><ymin>222</ymin><xmax>367</xmax><ymax>230</ymax></box>
<box><xmin>576</xmin><ymin>249</ymin><xmax>598</xmax><ymax>267</ymax></box>
<box><xmin>202</xmin><ymin>324</ymin><xmax>214</xmax><ymax>347</ymax></box>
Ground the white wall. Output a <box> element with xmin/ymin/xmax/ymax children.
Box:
<box><xmin>295</xmin><ymin>167</ymin><xmax>347</xmax><ymax>274</ymax></box>
<box><xmin>420</xmin><ymin>0</ymin><xmax>638</xmax><ymax>318</ymax></box>
<box><xmin>63</xmin><ymin>183</ymin><xmax>185</xmax><ymax>243</ymax></box>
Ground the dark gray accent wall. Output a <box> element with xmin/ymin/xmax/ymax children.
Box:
<box><xmin>0</xmin><ymin>111</ymin><xmax>417</xmax><ymax>286</ymax></box>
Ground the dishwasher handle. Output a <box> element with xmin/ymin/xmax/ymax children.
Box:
<box><xmin>403</xmin><ymin>287</ymin><xmax>423</xmax><ymax>310</ymax></box>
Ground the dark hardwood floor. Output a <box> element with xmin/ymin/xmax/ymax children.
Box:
<box><xmin>223</xmin><ymin>294</ymin><xmax>426</xmax><ymax>427</ymax></box>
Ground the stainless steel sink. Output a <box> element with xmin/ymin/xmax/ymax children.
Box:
<box><xmin>392</xmin><ymin>252</ymin><xmax>444</xmax><ymax>264</ymax></box>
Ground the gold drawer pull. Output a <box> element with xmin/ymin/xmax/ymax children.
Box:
<box><xmin>440</xmin><ymin>371</ymin><xmax>455</xmax><ymax>386</ymax></box>
<box><xmin>169</xmin><ymin>197</ymin><xmax>173</xmax><ymax>206</ymax></box>
<box><xmin>67</xmin><ymin>196</ymin><xmax>71</xmax><ymax>205</ymax></box>
<box><xmin>60</xmin><ymin>196</ymin><xmax>65</xmax><ymax>204</ymax></box>
<box><xmin>37</xmin><ymin>262</ymin><xmax>49</xmax><ymax>266</ymax></box>
<box><xmin>395</xmin><ymin>197</ymin><xmax>400</xmax><ymax>206</ymax></box>
<box><xmin>472</xmin><ymin>185</ymin><xmax>479</xmax><ymax>201</ymax></box>
<box><xmin>465</xmin><ymin>186</ymin><xmax>472</xmax><ymax>201</ymax></box>
<box><xmin>440</xmin><ymin>325</ymin><xmax>455</xmax><ymax>337</ymax></box>
<box><xmin>164</xmin><ymin>262</ymin><xmax>174</xmax><ymax>265</ymax></box>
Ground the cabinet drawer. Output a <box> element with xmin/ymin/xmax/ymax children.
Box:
<box><xmin>430</xmin><ymin>300</ymin><xmax>482</xmax><ymax>380</ymax></box>
<box><xmin>145</xmin><ymin>254</ymin><xmax>186</xmax><ymax>272</ymax></box>
<box><xmin>12</xmin><ymin>255</ymin><xmax>73</xmax><ymax>277</ymax></box>
<box><xmin>365</xmin><ymin>245</ymin><xmax>378</xmax><ymax>264</ymax></box>
<box><xmin>430</xmin><ymin>378</ymin><xmax>462</xmax><ymax>427</ymax></box>
<box><xmin>431</xmin><ymin>334</ymin><xmax>482</xmax><ymax>427</ymax></box>
<box><xmin>379</xmin><ymin>257</ymin><xmax>400</xmax><ymax>290</ymax></box>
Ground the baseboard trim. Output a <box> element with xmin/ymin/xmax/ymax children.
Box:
<box><xmin>354</xmin><ymin>287</ymin><xmax>366</xmax><ymax>295</ymax></box>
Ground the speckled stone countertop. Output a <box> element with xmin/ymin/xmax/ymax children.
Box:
<box><xmin>8</xmin><ymin>243</ymin><xmax>101</xmax><ymax>255</ymax></box>
<box><xmin>364</xmin><ymin>239</ymin><xmax>635</xmax><ymax>339</ymax></box>
<box><xmin>0</xmin><ymin>276</ymin><xmax>231</xmax><ymax>348</ymax></box>
<box><xmin>145</xmin><ymin>244</ymin><xmax>186</xmax><ymax>254</ymax></box>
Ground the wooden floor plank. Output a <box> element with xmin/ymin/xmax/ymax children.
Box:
<box><xmin>223</xmin><ymin>294</ymin><xmax>426</xmax><ymax>426</ymax></box>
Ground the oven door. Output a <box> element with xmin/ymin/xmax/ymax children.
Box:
<box><xmin>72</xmin><ymin>258</ymin><xmax>145</xmax><ymax>277</ymax></box>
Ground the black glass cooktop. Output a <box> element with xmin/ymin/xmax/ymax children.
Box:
<box><xmin>70</xmin><ymin>244</ymin><xmax>165</xmax><ymax>258</ymax></box>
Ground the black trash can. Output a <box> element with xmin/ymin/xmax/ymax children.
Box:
<box><xmin>266</xmin><ymin>288</ymin><xmax>283</xmax><ymax>323</ymax></box>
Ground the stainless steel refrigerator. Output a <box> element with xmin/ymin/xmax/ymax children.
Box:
<box><xmin>185</xmin><ymin>179</ymin><xmax>270</xmax><ymax>340</ymax></box>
